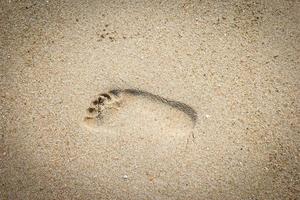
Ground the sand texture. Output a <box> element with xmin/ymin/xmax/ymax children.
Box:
<box><xmin>1</xmin><ymin>0</ymin><xmax>299</xmax><ymax>199</ymax></box>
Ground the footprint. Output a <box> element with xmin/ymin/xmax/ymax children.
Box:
<box><xmin>82</xmin><ymin>89</ymin><xmax>197</xmax><ymax>136</ymax></box>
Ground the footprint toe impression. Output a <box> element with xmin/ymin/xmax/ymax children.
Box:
<box><xmin>82</xmin><ymin>89</ymin><xmax>197</xmax><ymax>138</ymax></box>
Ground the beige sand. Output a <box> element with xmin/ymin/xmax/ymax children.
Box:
<box><xmin>1</xmin><ymin>0</ymin><xmax>299</xmax><ymax>199</ymax></box>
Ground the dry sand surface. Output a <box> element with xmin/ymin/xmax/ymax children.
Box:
<box><xmin>1</xmin><ymin>0</ymin><xmax>299</xmax><ymax>199</ymax></box>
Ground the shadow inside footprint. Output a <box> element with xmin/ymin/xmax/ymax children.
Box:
<box><xmin>121</xmin><ymin>89</ymin><xmax>198</xmax><ymax>123</ymax></box>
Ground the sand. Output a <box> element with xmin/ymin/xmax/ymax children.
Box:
<box><xmin>0</xmin><ymin>0</ymin><xmax>299</xmax><ymax>199</ymax></box>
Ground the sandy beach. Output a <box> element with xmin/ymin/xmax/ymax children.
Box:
<box><xmin>1</xmin><ymin>0</ymin><xmax>299</xmax><ymax>199</ymax></box>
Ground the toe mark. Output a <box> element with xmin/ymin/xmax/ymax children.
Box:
<box><xmin>87</xmin><ymin>107</ymin><xmax>96</xmax><ymax>113</ymax></box>
<box><xmin>98</xmin><ymin>97</ymin><xmax>105</xmax><ymax>103</ymax></box>
<box><xmin>100</xmin><ymin>93</ymin><xmax>111</xmax><ymax>100</ymax></box>
<box><xmin>92</xmin><ymin>100</ymin><xmax>98</xmax><ymax>105</ymax></box>
<box><xmin>93</xmin><ymin>97</ymin><xmax>105</xmax><ymax>105</ymax></box>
